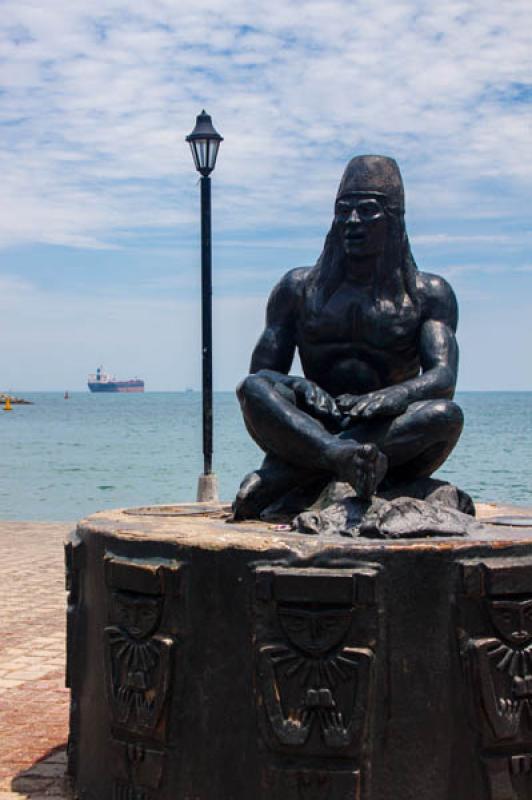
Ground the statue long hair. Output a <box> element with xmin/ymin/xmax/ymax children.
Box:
<box><xmin>305</xmin><ymin>155</ymin><xmax>419</xmax><ymax>319</ymax></box>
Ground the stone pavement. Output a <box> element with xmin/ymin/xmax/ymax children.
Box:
<box><xmin>0</xmin><ymin>521</ymin><xmax>72</xmax><ymax>799</ymax></box>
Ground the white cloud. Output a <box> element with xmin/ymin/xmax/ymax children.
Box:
<box><xmin>412</xmin><ymin>234</ymin><xmax>517</xmax><ymax>246</ymax></box>
<box><xmin>411</xmin><ymin>233</ymin><xmax>532</xmax><ymax>256</ymax></box>
<box><xmin>0</xmin><ymin>0</ymin><xmax>530</xmax><ymax>248</ymax></box>
<box><xmin>0</xmin><ymin>1</ymin><xmax>531</xmax><ymax>392</ymax></box>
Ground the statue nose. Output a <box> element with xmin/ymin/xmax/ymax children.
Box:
<box><xmin>311</xmin><ymin>619</ymin><xmax>323</xmax><ymax>640</ymax></box>
<box><xmin>348</xmin><ymin>208</ymin><xmax>361</xmax><ymax>223</ymax></box>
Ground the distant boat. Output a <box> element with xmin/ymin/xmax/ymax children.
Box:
<box><xmin>88</xmin><ymin>366</ymin><xmax>144</xmax><ymax>394</ymax></box>
<box><xmin>0</xmin><ymin>392</ymin><xmax>32</xmax><ymax>405</ymax></box>
<box><xmin>64</xmin><ymin>391</ymin><xmax>70</xmax><ymax>399</ymax></box>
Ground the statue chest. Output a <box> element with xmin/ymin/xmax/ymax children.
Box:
<box><xmin>298</xmin><ymin>294</ymin><xmax>419</xmax><ymax>351</ymax></box>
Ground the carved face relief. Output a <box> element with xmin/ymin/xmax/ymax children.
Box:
<box><xmin>112</xmin><ymin>591</ymin><xmax>163</xmax><ymax>640</ymax></box>
<box><xmin>334</xmin><ymin>193</ymin><xmax>389</xmax><ymax>260</ymax></box>
<box><xmin>488</xmin><ymin>599</ymin><xmax>532</xmax><ymax>646</ymax></box>
<box><xmin>278</xmin><ymin>605</ymin><xmax>352</xmax><ymax>657</ymax></box>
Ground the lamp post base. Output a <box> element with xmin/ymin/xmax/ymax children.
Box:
<box><xmin>196</xmin><ymin>472</ymin><xmax>219</xmax><ymax>502</ymax></box>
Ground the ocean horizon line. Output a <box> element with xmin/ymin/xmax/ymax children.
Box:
<box><xmin>5</xmin><ymin>388</ymin><xmax>532</xmax><ymax>395</ymax></box>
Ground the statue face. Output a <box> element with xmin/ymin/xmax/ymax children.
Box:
<box><xmin>488</xmin><ymin>598</ymin><xmax>532</xmax><ymax>646</ymax></box>
<box><xmin>112</xmin><ymin>591</ymin><xmax>162</xmax><ymax>639</ymax></box>
<box><xmin>334</xmin><ymin>193</ymin><xmax>388</xmax><ymax>259</ymax></box>
<box><xmin>278</xmin><ymin>605</ymin><xmax>351</xmax><ymax>656</ymax></box>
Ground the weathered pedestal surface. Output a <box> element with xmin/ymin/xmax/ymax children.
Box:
<box><xmin>66</xmin><ymin>503</ymin><xmax>532</xmax><ymax>800</ymax></box>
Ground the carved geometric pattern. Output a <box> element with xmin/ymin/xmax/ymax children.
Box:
<box><xmin>483</xmin><ymin>754</ymin><xmax>532</xmax><ymax>800</ymax></box>
<box><xmin>262</xmin><ymin>767</ymin><xmax>360</xmax><ymax>800</ymax></box>
<box><xmin>113</xmin><ymin>781</ymin><xmax>153</xmax><ymax>800</ymax></box>
<box><xmin>104</xmin><ymin>552</ymin><xmax>185</xmax><ymax>799</ymax></box>
<box><xmin>254</xmin><ymin>565</ymin><xmax>379</xmax><ymax>767</ymax></box>
<box><xmin>111</xmin><ymin>739</ymin><xmax>164</xmax><ymax>800</ymax></box>
<box><xmin>459</xmin><ymin>558</ymin><xmax>532</xmax><ymax>799</ymax></box>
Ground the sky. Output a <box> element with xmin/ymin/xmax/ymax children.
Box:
<box><xmin>0</xmin><ymin>0</ymin><xmax>531</xmax><ymax>391</ymax></box>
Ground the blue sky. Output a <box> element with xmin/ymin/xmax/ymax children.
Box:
<box><xmin>0</xmin><ymin>0</ymin><xmax>531</xmax><ymax>391</ymax></box>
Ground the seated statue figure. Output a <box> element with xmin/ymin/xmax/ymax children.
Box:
<box><xmin>234</xmin><ymin>155</ymin><xmax>467</xmax><ymax>522</ymax></box>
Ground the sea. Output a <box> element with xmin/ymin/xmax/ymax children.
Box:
<box><xmin>0</xmin><ymin>391</ymin><xmax>531</xmax><ymax>521</ymax></box>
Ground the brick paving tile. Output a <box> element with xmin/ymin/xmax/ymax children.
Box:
<box><xmin>0</xmin><ymin>522</ymin><xmax>72</xmax><ymax>799</ymax></box>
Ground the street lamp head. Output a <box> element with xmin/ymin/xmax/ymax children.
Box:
<box><xmin>186</xmin><ymin>110</ymin><xmax>223</xmax><ymax>177</ymax></box>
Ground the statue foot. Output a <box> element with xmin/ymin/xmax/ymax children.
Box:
<box><xmin>331</xmin><ymin>443</ymin><xmax>388</xmax><ymax>499</ymax></box>
<box><xmin>232</xmin><ymin>467</ymin><xmax>326</xmax><ymax>522</ymax></box>
<box><xmin>232</xmin><ymin>470</ymin><xmax>267</xmax><ymax>520</ymax></box>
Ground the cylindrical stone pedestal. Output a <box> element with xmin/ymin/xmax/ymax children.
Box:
<box><xmin>66</xmin><ymin>504</ymin><xmax>532</xmax><ymax>800</ymax></box>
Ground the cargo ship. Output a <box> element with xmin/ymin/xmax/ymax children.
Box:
<box><xmin>88</xmin><ymin>366</ymin><xmax>144</xmax><ymax>393</ymax></box>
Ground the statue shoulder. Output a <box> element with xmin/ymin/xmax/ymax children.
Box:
<box><xmin>415</xmin><ymin>271</ymin><xmax>458</xmax><ymax>331</ymax></box>
<box><xmin>266</xmin><ymin>267</ymin><xmax>310</xmax><ymax>315</ymax></box>
<box><xmin>275</xmin><ymin>267</ymin><xmax>311</xmax><ymax>295</ymax></box>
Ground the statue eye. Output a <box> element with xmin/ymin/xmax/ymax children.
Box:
<box><xmin>282</xmin><ymin>615</ymin><xmax>308</xmax><ymax>632</ymax></box>
<box><xmin>358</xmin><ymin>200</ymin><xmax>383</xmax><ymax>219</ymax></box>
<box><xmin>323</xmin><ymin>616</ymin><xmax>342</xmax><ymax>630</ymax></box>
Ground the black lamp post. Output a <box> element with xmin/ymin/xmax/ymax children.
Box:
<box><xmin>186</xmin><ymin>110</ymin><xmax>223</xmax><ymax>502</ymax></box>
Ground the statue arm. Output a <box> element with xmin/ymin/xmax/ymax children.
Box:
<box><xmin>258</xmin><ymin>645</ymin><xmax>312</xmax><ymax>745</ymax></box>
<box><xmin>400</xmin><ymin>273</ymin><xmax>459</xmax><ymax>402</ymax></box>
<box><xmin>410</xmin><ymin>319</ymin><xmax>458</xmax><ymax>399</ymax></box>
<box><xmin>474</xmin><ymin>638</ymin><xmax>523</xmax><ymax>740</ymax></box>
<box><xmin>249</xmin><ymin>270</ymin><xmax>300</xmax><ymax>376</ymax></box>
<box><xmin>245</xmin><ymin>269</ymin><xmax>342</xmax><ymax>425</ymax></box>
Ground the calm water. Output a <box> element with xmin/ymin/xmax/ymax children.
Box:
<box><xmin>0</xmin><ymin>391</ymin><xmax>530</xmax><ymax>521</ymax></box>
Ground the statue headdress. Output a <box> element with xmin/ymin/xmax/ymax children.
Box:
<box><xmin>336</xmin><ymin>154</ymin><xmax>405</xmax><ymax>214</ymax></box>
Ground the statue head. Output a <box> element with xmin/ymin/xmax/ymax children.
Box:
<box><xmin>306</xmin><ymin>154</ymin><xmax>417</xmax><ymax>314</ymax></box>
<box><xmin>488</xmin><ymin>598</ymin><xmax>532</xmax><ymax>647</ymax></box>
<box><xmin>334</xmin><ymin>156</ymin><xmax>405</xmax><ymax>260</ymax></box>
<box><xmin>278</xmin><ymin>604</ymin><xmax>351</xmax><ymax>657</ymax></box>
<box><xmin>112</xmin><ymin>590</ymin><xmax>163</xmax><ymax>640</ymax></box>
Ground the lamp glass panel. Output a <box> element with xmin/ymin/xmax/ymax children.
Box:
<box><xmin>207</xmin><ymin>139</ymin><xmax>220</xmax><ymax>170</ymax></box>
<box><xmin>188</xmin><ymin>141</ymin><xmax>200</xmax><ymax>172</ymax></box>
<box><xmin>195</xmin><ymin>139</ymin><xmax>208</xmax><ymax>169</ymax></box>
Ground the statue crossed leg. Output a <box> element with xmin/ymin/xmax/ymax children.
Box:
<box><xmin>234</xmin><ymin>370</ymin><xmax>464</xmax><ymax>520</ymax></box>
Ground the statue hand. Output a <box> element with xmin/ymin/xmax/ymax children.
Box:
<box><xmin>497</xmin><ymin>697</ymin><xmax>522</xmax><ymax>726</ymax></box>
<box><xmin>349</xmin><ymin>386</ymin><xmax>409</xmax><ymax>420</ymax></box>
<box><xmin>319</xmin><ymin>709</ymin><xmax>349</xmax><ymax>747</ymax></box>
<box><xmin>279</xmin><ymin>707</ymin><xmax>312</xmax><ymax>743</ymax></box>
<box><xmin>294</xmin><ymin>379</ymin><xmax>342</xmax><ymax>424</ymax></box>
<box><xmin>335</xmin><ymin>393</ymin><xmax>361</xmax><ymax>413</ymax></box>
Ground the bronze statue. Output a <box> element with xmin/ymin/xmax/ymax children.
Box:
<box><xmin>234</xmin><ymin>155</ymin><xmax>469</xmax><ymax>523</ymax></box>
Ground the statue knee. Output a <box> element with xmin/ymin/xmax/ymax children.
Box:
<box><xmin>236</xmin><ymin>374</ymin><xmax>258</xmax><ymax>403</ymax></box>
<box><xmin>236</xmin><ymin>372</ymin><xmax>272</xmax><ymax>405</ymax></box>
<box><xmin>429</xmin><ymin>399</ymin><xmax>464</xmax><ymax>436</ymax></box>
